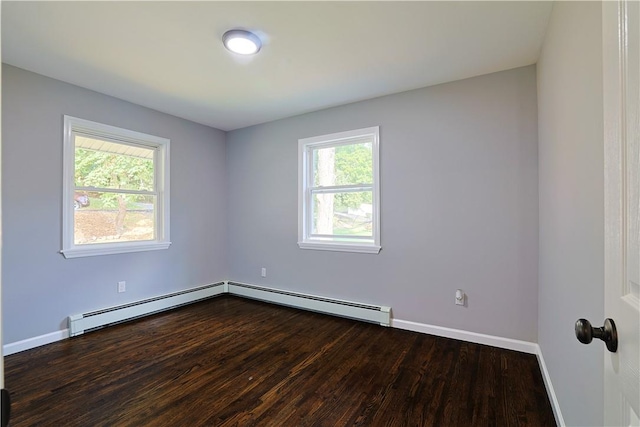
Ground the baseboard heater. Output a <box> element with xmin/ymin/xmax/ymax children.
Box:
<box><xmin>68</xmin><ymin>282</ymin><xmax>226</xmax><ymax>336</ymax></box>
<box><xmin>227</xmin><ymin>282</ymin><xmax>391</xmax><ymax>326</ymax></box>
<box><xmin>68</xmin><ymin>281</ymin><xmax>391</xmax><ymax>337</ymax></box>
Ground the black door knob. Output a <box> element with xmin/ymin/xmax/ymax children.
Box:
<box><xmin>575</xmin><ymin>318</ymin><xmax>618</xmax><ymax>353</ymax></box>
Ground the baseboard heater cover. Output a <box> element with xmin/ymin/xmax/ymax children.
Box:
<box><xmin>227</xmin><ymin>282</ymin><xmax>391</xmax><ymax>326</ymax></box>
<box><xmin>68</xmin><ymin>282</ymin><xmax>226</xmax><ymax>336</ymax></box>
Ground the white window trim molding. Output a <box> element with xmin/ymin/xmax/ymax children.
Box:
<box><xmin>298</xmin><ymin>126</ymin><xmax>381</xmax><ymax>254</ymax></box>
<box><xmin>61</xmin><ymin>116</ymin><xmax>171</xmax><ymax>258</ymax></box>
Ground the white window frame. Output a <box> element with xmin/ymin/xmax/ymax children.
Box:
<box><xmin>61</xmin><ymin>116</ymin><xmax>171</xmax><ymax>258</ymax></box>
<box><xmin>298</xmin><ymin>126</ymin><xmax>381</xmax><ymax>254</ymax></box>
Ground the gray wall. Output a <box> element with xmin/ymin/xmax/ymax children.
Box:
<box><xmin>537</xmin><ymin>2</ymin><xmax>604</xmax><ymax>426</ymax></box>
<box><xmin>227</xmin><ymin>66</ymin><xmax>539</xmax><ymax>342</ymax></box>
<box><xmin>2</xmin><ymin>64</ymin><xmax>228</xmax><ymax>344</ymax></box>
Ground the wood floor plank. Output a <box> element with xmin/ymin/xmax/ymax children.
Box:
<box><xmin>5</xmin><ymin>296</ymin><xmax>556</xmax><ymax>426</ymax></box>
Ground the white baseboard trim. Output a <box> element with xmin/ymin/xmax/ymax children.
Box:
<box><xmin>535</xmin><ymin>345</ymin><xmax>566</xmax><ymax>427</ymax></box>
<box><xmin>391</xmin><ymin>319</ymin><xmax>539</xmax><ymax>354</ymax></box>
<box><xmin>4</xmin><ymin>289</ymin><xmax>535</xmax><ymax>357</ymax></box>
<box><xmin>4</xmin><ymin>329</ymin><xmax>70</xmax><ymax>356</ymax></box>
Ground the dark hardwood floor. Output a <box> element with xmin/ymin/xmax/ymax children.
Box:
<box><xmin>5</xmin><ymin>296</ymin><xmax>555</xmax><ymax>426</ymax></box>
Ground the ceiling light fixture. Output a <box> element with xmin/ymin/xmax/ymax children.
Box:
<box><xmin>222</xmin><ymin>29</ymin><xmax>262</xmax><ymax>55</ymax></box>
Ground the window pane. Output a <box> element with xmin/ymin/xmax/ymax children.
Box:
<box><xmin>313</xmin><ymin>141</ymin><xmax>373</xmax><ymax>187</ymax></box>
<box><xmin>75</xmin><ymin>136</ymin><xmax>155</xmax><ymax>191</ymax></box>
<box><xmin>74</xmin><ymin>191</ymin><xmax>156</xmax><ymax>245</ymax></box>
<box><xmin>312</xmin><ymin>191</ymin><xmax>373</xmax><ymax>237</ymax></box>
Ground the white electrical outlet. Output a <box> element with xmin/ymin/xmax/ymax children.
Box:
<box><xmin>118</xmin><ymin>281</ymin><xmax>126</xmax><ymax>293</ymax></box>
<box><xmin>261</xmin><ymin>267</ymin><xmax>267</xmax><ymax>278</ymax></box>
<box><xmin>455</xmin><ymin>289</ymin><xmax>465</xmax><ymax>306</ymax></box>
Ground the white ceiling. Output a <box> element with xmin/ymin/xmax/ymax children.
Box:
<box><xmin>2</xmin><ymin>1</ymin><xmax>553</xmax><ymax>131</ymax></box>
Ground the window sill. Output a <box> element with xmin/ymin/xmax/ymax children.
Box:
<box><xmin>298</xmin><ymin>241</ymin><xmax>381</xmax><ymax>254</ymax></box>
<box><xmin>61</xmin><ymin>241</ymin><xmax>172</xmax><ymax>259</ymax></box>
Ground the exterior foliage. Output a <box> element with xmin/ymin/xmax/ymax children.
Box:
<box><xmin>333</xmin><ymin>143</ymin><xmax>373</xmax><ymax>210</ymax></box>
<box><xmin>75</xmin><ymin>148</ymin><xmax>154</xmax><ymax>235</ymax></box>
<box><xmin>75</xmin><ymin>148</ymin><xmax>154</xmax><ymax>193</ymax></box>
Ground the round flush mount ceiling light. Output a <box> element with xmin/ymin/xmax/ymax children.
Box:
<box><xmin>222</xmin><ymin>29</ymin><xmax>262</xmax><ymax>55</ymax></box>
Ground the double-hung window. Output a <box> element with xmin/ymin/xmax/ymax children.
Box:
<box><xmin>298</xmin><ymin>126</ymin><xmax>381</xmax><ymax>253</ymax></box>
<box><xmin>61</xmin><ymin>116</ymin><xmax>171</xmax><ymax>258</ymax></box>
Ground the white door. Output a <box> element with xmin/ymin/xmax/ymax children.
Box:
<box><xmin>0</xmin><ymin>39</ymin><xmax>5</xmax><ymax>424</ymax></box>
<box><xmin>603</xmin><ymin>1</ymin><xmax>640</xmax><ymax>426</ymax></box>
<box><xmin>0</xmin><ymin>30</ymin><xmax>5</xmax><ymax>424</ymax></box>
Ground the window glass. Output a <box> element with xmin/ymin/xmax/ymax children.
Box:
<box><xmin>74</xmin><ymin>191</ymin><xmax>156</xmax><ymax>245</ymax></box>
<box><xmin>311</xmin><ymin>191</ymin><xmax>373</xmax><ymax>238</ymax></box>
